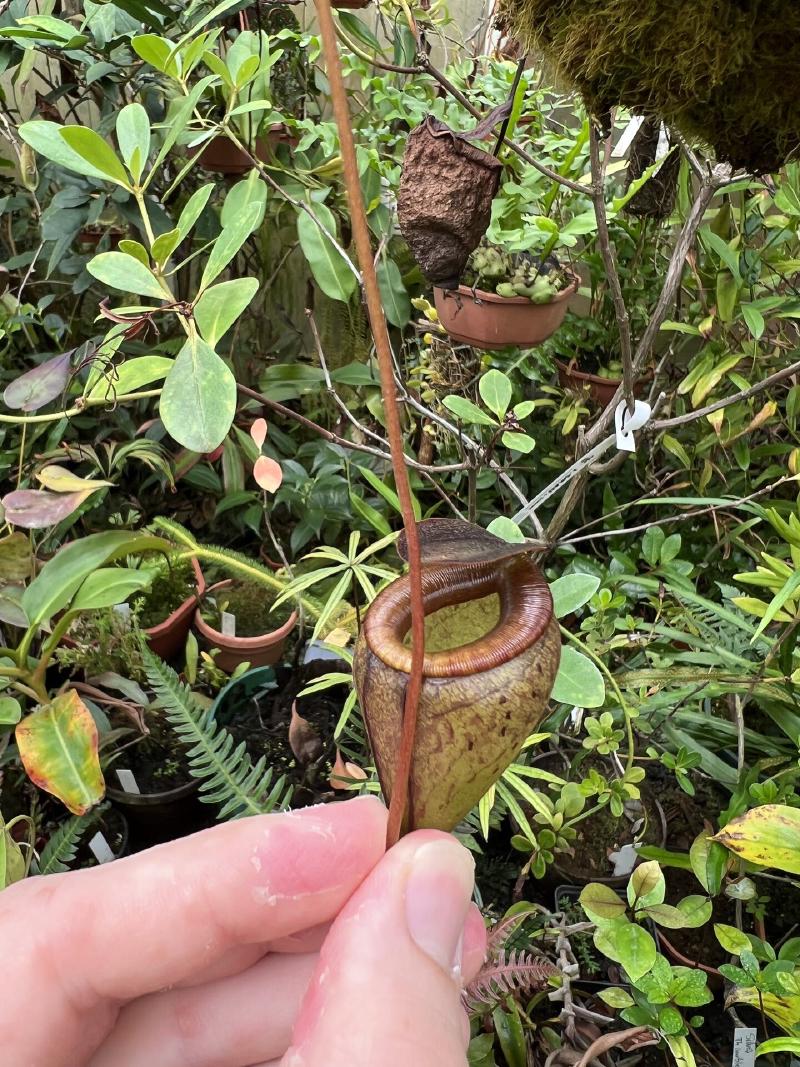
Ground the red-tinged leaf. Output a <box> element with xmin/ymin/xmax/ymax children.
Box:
<box><xmin>3</xmin><ymin>351</ymin><xmax>72</xmax><ymax>411</ymax></box>
<box><xmin>1</xmin><ymin>489</ymin><xmax>92</xmax><ymax>529</ymax></box>
<box><xmin>250</xmin><ymin>417</ymin><xmax>268</xmax><ymax>449</ymax></box>
<box><xmin>288</xmin><ymin>701</ymin><xmax>323</xmax><ymax>765</ymax></box>
<box><xmin>253</xmin><ymin>455</ymin><xmax>282</xmax><ymax>492</ymax></box>
<box><xmin>16</xmin><ymin>690</ymin><xmax>105</xmax><ymax>814</ymax></box>
<box><xmin>329</xmin><ymin>749</ymin><xmax>368</xmax><ymax>790</ymax></box>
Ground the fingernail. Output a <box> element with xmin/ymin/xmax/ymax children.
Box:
<box><xmin>405</xmin><ymin>838</ymin><xmax>474</xmax><ymax>977</ymax></box>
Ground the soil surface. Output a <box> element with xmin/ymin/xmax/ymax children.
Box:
<box><xmin>107</xmin><ymin>710</ymin><xmax>192</xmax><ymax>792</ymax></box>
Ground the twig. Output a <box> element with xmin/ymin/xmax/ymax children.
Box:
<box><xmin>589</xmin><ymin>124</ymin><xmax>633</xmax><ymax>411</ymax></box>
<box><xmin>650</xmin><ymin>356</ymin><xmax>800</xmax><ymax>431</ymax></box>
<box><xmin>315</xmin><ymin>0</ymin><xmax>425</xmax><ymax>848</ymax></box>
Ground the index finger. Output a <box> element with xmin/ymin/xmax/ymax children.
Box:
<box><xmin>2</xmin><ymin>797</ymin><xmax>386</xmax><ymax>1006</ymax></box>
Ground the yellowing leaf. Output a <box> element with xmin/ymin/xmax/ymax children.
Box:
<box><xmin>253</xmin><ymin>455</ymin><xmax>282</xmax><ymax>493</ymax></box>
<box><xmin>36</xmin><ymin>466</ymin><xmax>114</xmax><ymax>493</ymax></box>
<box><xmin>714</xmin><ymin>804</ymin><xmax>800</xmax><ymax>875</ymax></box>
<box><xmin>16</xmin><ymin>691</ymin><xmax>105</xmax><ymax>815</ymax></box>
<box><xmin>725</xmin><ymin>987</ymin><xmax>800</xmax><ymax>1034</ymax></box>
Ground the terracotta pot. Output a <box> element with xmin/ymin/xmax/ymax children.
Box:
<box><xmin>332</xmin><ymin>0</ymin><xmax>370</xmax><ymax>7</ymax></box>
<box><xmin>434</xmin><ymin>273</ymin><xmax>579</xmax><ymax>350</ymax></box>
<box><xmin>194</xmin><ymin>580</ymin><xmax>297</xmax><ymax>673</ymax></box>
<box><xmin>144</xmin><ymin>558</ymin><xmax>205</xmax><ymax>662</ymax></box>
<box><xmin>556</xmin><ymin>359</ymin><xmax>651</xmax><ymax>407</ymax></box>
<box><xmin>76</xmin><ymin>228</ymin><xmax>125</xmax><ymax>250</ymax></box>
<box><xmin>193</xmin><ymin>125</ymin><xmax>296</xmax><ymax>174</ymax></box>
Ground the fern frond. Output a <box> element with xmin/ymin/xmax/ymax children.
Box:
<box><xmin>142</xmin><ymin>647</ymin><xmax>293</xmax><ymax>820</ymax></box>
<box><xmin>34</xmin><ymin>809</ymin><xmax>101</xmax><ymax>875</ymax></box>
<box><xmin>465</xmin><ymin>949</ymin><xmax>557</xmax><ymax>1010</ymax></box>
<box><xmin>150</xmin><ymin>517</ymin><xmax>327</xmax><ymax>624</ymax></box>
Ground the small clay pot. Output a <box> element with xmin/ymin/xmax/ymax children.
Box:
<box><xmin>556</xmin><ymin>359</ymin><xmax>651</xmax><ymax>407</ymax></box>
<box><xmin>144</xmin><ymin>558</ymin><xmax>205</xmax><ymax>662</ymax></box>
<box><xmin>193</xmin><ymin>125</ymin><xmax>296</xmax><ymax>174</ymax></box>
<box><xmin>434</xmin><ymin>274</ymin><xmax>579</xmax><ymax>350</ymax></box>
<box><xmin>76</xmin><ymin>227</ymin><xmax>125</xmax><ymax>250</ymax></box>
<box><xmin>194</xmin><ymin>580</ymin><xmax>297</xmax><ymax>673</ymax></box>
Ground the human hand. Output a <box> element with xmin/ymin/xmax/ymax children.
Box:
<box><xmin>0</xmin><ymin>796</ymin><xmax>486</xmax><ymax>1066</ymax></box>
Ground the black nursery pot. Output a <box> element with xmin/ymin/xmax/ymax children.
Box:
<box><xmin>106</xmin><ymin>779</ymin><xmax>209</xmax><ymax>850</ymax></box>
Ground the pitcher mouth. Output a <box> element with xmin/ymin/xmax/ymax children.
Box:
<box><xmin>362</xmin><ymin>555</ymin><xmax>554</xmax><ymax>678</ymax></box>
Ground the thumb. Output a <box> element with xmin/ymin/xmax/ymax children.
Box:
<box><xmin>283</xmin><ymin>830</ymin><xmax>477</xmax><ymax>1067</ymax></box>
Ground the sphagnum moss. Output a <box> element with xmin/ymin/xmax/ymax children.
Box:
<box><xmin>499</xmin><ymin>0</ymin><xmax>800</xmax><ymax>172</ymax></box>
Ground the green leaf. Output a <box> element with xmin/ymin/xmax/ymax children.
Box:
<box><xmin>159</xmin><ymin>335</ymin><xmax>236</xmax><ymax>453</ymax></box>
<box><xmin>549</xmin><ymin>574</ymin><xmax>600</xmax><ymax>618</ymax></box>
<box><xmin>486</xmin><ymin>517</ymin><xmax>525</xmax><ymax>543</ymax></box>
<box><xmin>501</xmin><ymin>431</ymin><xmax>535</xmax><ymax>453</ymax></box>
<box><xmin>579</xmin><ymin>882</ymin><xmax>627</xmax><ymax>921</ymax></box>
<box><xmin>220</xmin><ymin>171</ymin><xmax>267</xmax><ymax>230</ymax></box>
<box><xmin>349</xmin><ymin>492</ymin><xmax>391</xmax><ymax>537</ymax></box>
<box><xmin>0</xmin><ymin>697</ymin><xmax>22</xmax><ymax>726</ymax></box>
<box><xmin>177</xmin><ymin>183</ymin><xmax>214</xmax><ymax>240</ymax></box>
<box><xmin>479</xmin><ymin>369</ymin><xmax>512</xmax><ymax>421</ymax></box>
<box><xmin>614</xmin><ymin>922</ymin><xmax>657</xmax><ymax>982</ymax></box>
<box><xmin>194</xmin><ymin>277</ymin><xmax>259</xmax><ymax>347</ymax></box>
<box><xmin>22</xmin><ymin>531</ymin><xmax>168</xmax><ymax>628</ymax></box>
<box><xmin>660</xmin><ymin>533</ymin><xmax>682</xmax><ymax>564</ymax></box>
<box><xmin>751</xmin><ymin>568</ymin><xmax>800</xmax><ymax>641</ymax></box>
<box><xmin>376</xmin><ymin>257</ymin><xmax>411</xmax><ymax>327</ymax></box>
<box><xmin>756</xmin><ymin>1038</ymin><xmax>800</xmax><ymax>1056</ymax></box>
<box><xmin>116</xmin><ymin>103</ymin><xmax>150</xmax><ymax>183</ymax></box>
<box><xmin>628</xmin><ymin>860</ymin><xmax>665</xmax><ymax>908</ymax></box>
<box><xmin>598</xmin><ymin>987</ymin><xmax>635</xmax><ymax>1009</ymax></box>
<box><xmin>16</xmin><ymin>690</ymin><xmax>105</xmax><ymax>815</ymax></box>
<box><xmin>741</xmin><ymin>303</ymin><xmax>766</xmax><ymax>340</ymax></box>
<box><xmin>60</xmin><ymin>126</ymin><xmax>131</xmax><ymax>188</ymax></box>
<box><xmin>87</xmin><ymin>355</ymin><xmax>172</xmax><ymax>400</ymax></box>
<box><xmin>689</xmin><ymin>831</ymin><xmax>728</xmax><ymax>894</ymax></box>
<box><xmin>69</xmin><ymin>568</ymin><xmax>151</xmax><ymax>613</ymax></box>
<box><xmin>297</xmin><ymin>203</ymin><xmax>357</xmax><ymax>303</ymax></box>
<box><xmin>643</xmin><ymin>903</ymin><xmax>689</xmax><ymax>929</ymax></box>
<box><xmin>442</xmin><ymin>394</ymin><xmax>497</xmax><ymax>426</ymax></box>
<box><xmin>551</xmin><ymin>645</ymin><xmax>605</xmax><ymax>708</ymax></box>
<box><xmin>131</xmin><ymin>33</ymin><xmax>179</xmax><ymax>76</ymax></box>
<box><xmin>200</xmin><ymin>200</ymin><xmax>263</xmax><ymax>290</ymax></box>
<box><xmin>151</xmin><ymin>227</ymin><xmax>181</xmax><ymax>267</ymax></box>
<box><xmin>492</xmin><ymin>1003</ymin><xmax>526</xmax><ymax>1067</ymax></box>
<box><xmin>715</xmin><ymin>804</ymin><xmax>800</xmax><ymax>875</ymax></box>
<box><xmin>714</xmin><ymin>923</ymin><xmax>751</xmax><ymax>956</ymax></box>
<box><xmin>19</xmin><ymin>121</ymin><xmax>116</xmax><ymax>183</ymax></box>
<box><xmin>87</xmin><ymin>252</ymin><xmax>166</xmax><ymax>300</ymax></box>
<box><xmin>150</xmin><ymin>76</ymin><xmax>217</xmax><ymax>175</ymax></box>
<box><xmin>676</xmin><ymin>895</ymin><xmax>714</xmax><ymax>929</ymax></box>
<box><xmin>664</xmin><ymin>1035</ymin><xmax>697</xmax><ymax>1067</ymax></box>
<box><xmin>117</xmin><ymin>239</ymin><xmax>150</xmax><ymax>266</ymax></box>
<box><xmin>716</xmin><ymin>271</ymin><xmax>739</xmax><ymax>324</ymax></box>
<box><xmin>701</xmin><ymin>229</ymin><xmax>742</xmax><ymax>282</ymax></box>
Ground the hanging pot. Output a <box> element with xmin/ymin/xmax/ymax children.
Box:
<box><xmin>398</xmin><ymin>115</ymin><xmax>504</xmax><ymax>288</ymax></box>
<box><xmin>144</xmin><ymin>558</ymin><xmax>205</xmax><ymax>662</ymax></box>
<box><xmin>194</xmin><ymin>580</ymin><xmax>298</xmax><ymax>673</ymax></box>
<box><xmin>624</xmin><ymin>117</ymin><xmax>680</xmax><ymax>220</ymax></box>
<box><xmin>353</xmin><ymin>519</ymin><xmax>561</xmax><ymax>832</ymax></box>
<box><xmin>556</xmin><ymin>358</ymin><xmax>651</xmax><ymax>407</ymax></box>
<box><xmin>193</xmin><ymin>125</ymin><xmax>296</xmax><ymax>175</ymax></box>
<box><xmin>435</xmin><ymin>274</ymin><xmax>578</xmax><ymax>350</ymax></box>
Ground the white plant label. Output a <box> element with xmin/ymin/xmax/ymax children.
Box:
<box><xmin>221</xmin><ymin>611</ymin><xmax>236</xmax><ymax>637</ymax></box>
<box><xmin>116</xmin><ymin>768</ymin><xmax>141</xmax><ymax>794</ymax></box>
<box><xmin>612</xmin><ymin>115</ymin><xmax>645</xmax><ymax>157</ymax></box>
<box><xmin>88</xmin><ymin>832</ymin><xmax>116</xmax><ymax>865</ymax></box>
<box><xmin>615</xmin><ymin>399</ymin><xmax>652</xmax><ymax>452</ymax></box>
<box><xmin>731</xmin><ymin>1028</ymin><xmax>757</xmax><ymax>1067</ymax></box>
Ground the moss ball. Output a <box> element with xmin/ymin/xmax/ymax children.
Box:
<box><xmin>499</xmin><ymin>0</ymin><xmax>800</xmax><ymax>172</ymax></box>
